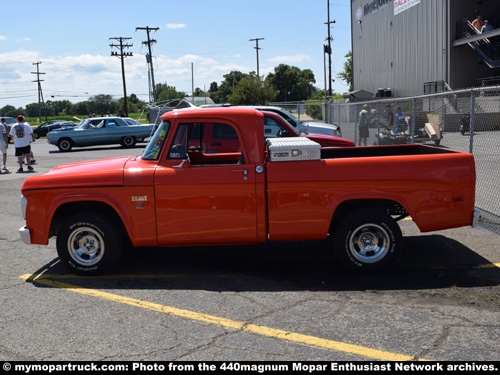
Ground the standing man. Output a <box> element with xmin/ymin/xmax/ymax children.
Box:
<box><xmin>358</xmin><ymin>104</ymin><xmax>370</xmax><ymax>146</ymax></box>
<box><xmin>9</xmin><ymin>115</ymin><xmax>35</xmax><ymax>173</ymax></box>
<box><xmin>0</xmin><ymin>118</ymin><xmax>8</xmax><ymax>172</ymax></box>
<box><xmin>385</xmin><ymin>104</ymin><xmax>394</xmax><ymax>129</ymax></box>
<box><xmin>472</xmin><ymin>15</ymin><xmax>484</xmax><ymax>32</ymax></box>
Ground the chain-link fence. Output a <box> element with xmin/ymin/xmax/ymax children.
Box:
<box><xmin>271</xmin><ymin>87</ymin><xmax>500</xmax><ymax>235</ymax></box>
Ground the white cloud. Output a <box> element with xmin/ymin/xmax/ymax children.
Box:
<box><xmin>268</xmin><ymin>54</ymin><xmax>312</xmax><ymax>63</ymax></box>
<box><xmin>166</xmin><ymin>23</ymin><xmax>186</xmax><ymax>29</ymax></box>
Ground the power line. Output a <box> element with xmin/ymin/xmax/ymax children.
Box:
<box><xmin>136</xmin><ymin>26</ymin><xmax>159</xmax><ymax>103</ymax></box>
<box><xmin>324</xmin><ymin>1</ymin><xmax>336</xmax><ymax>96</ymax></box>
<box><xmin>110</xmin><ymin>37</ymin><xmax>133</xmax><ymax>116</ymax></box>
<box><xmin>31</xmin><ymin>61</ymin><xmax>46</xmax><ymax>121</ymax></box>
<box><xmin>249</xmin><ymin>38</ymin><xmax>264</xmax><ymax>78</ymax></box>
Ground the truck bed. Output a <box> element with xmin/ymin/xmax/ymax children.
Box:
<box><xmin>320</xmin><ymin>144</ymin><xmax>461</xmax><ymax>159</ymax></box>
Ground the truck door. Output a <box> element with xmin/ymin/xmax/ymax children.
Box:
<box><xmin>154</xmin><ymin>122</ymin><xmax>258</xmax><ymax>245</ymax></box>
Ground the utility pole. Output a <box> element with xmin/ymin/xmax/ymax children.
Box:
<box><xmin>31</xmin><ymin>61</ymin><xmax>46</xmax><ymax>122</ymax></box>
<box><xmin>110</xmin><ymin>37</ymin><xmax>133</xmax><ymax>116</ymax></box>
<box><xmin>136</xmin><ymin>26</ymin><xmax>159</xmax><ymax>103</ymax></box>
<box><xmin>324</xmin><ymin>1</ymin><xmax>336</xmax><ymax>97</ymax></box>
<box><xmin>249</xmin><ymin>38</ymin><xmax>264</xmax><ymax>78</ymax></box>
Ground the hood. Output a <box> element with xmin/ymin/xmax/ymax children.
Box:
<box><xmin>21</xmin><ymin>156</ymin><xmax>134</xmax><ymax>191</ymax></box>
<box><xmin>49</xmin><ymin>126</ymin><xmax>75</xmax><ymax>133</ymax></box>
<box><xmin>304</xmin><ymin>121</ymin><xmax>340</xmax><ymax>130</ymax></box>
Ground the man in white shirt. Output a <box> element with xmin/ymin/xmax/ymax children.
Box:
<box><xmin>481</xmin><ymin>20</ymin><xmax>494</xmax><ymax>33</ymax></box>
<box><xmin>0</xmin><ymin>118</ymin><xmax>8</xmax><ymax>172</ymax></box>
<box><xmin>9</xmin><ymin>115</ymin><xmax>35</xmax><ymax>173</ymax></box>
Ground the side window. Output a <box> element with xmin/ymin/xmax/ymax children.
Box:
<box><xmin>168</xmin><ymin>123</ymin><xmax>189</xmax><ymax>159</ymax></box>
<box><xmin>264</xmin><ymin>116</ymin><xmax>287</xmax><ymax>138</ymax></box>
<box><xmin>187</xmin><ymin>122</ymin><xmax>243</xmax><ymax>165</ymax></box>
<box><xmin>204</xmin><ymin>123</ymin><xmax>241</xmax><ymax>153</ymax></box>
<box><xmin>212</xmin><ymin>123</ymin><xmax>239</xmax><ymax>141</ymax></box>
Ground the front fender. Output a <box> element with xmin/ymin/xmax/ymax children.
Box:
<box><xmin>24</xmin><ymin>187</ymin><xmax>157</xmax><ymax>247</ymax></box>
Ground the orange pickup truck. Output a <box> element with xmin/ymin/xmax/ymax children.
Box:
<box><xmin>19</xmin><ymin>108</ymin><xmax>480</xmax><ymax>275</ymax></box>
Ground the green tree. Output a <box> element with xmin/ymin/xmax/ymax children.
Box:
<box><xmin>0</xmin><ymin>105</ymin><xmax>19</xmax><ymax>117</ymax></box>
<box><xmin>155</xmin><ymin>83</ymin><xmax>187</xmax><ymax>102</ymax></box>
<box><xmin>207</xmin><ymin>82</ymin><xmax>220</xmax><ymax>103</ymax></box>
<box><xmin>87</xmin><ymin>94</ymin><xmax>116</xmax><ymax>116</ymax></box>
<box><xmin>216</xmin><ymin>71</ymin><xmax>247</xmax><ymax>104</ymax></box>
<box><xmin>228</xmin><ymin>72</ymin><xmax>277</xmax><ymax>105</ymax></box>
<box><xmin>50</xmin><ymin>100</ymin><xmax>74</xmax><ymax>115</ymax></box>
<box><xmin>25</xmin><ymin>103</ymin><xmax>42</xmax><ymax>117</ymax></box>
<box><xmin>266</xmin><ymin>64</ymin><xmax>316</xmax><ymax>102</ymax></box>
<box><xmin>117</xmin><ymin>94</ymin><xmax>147</xmax><ymax>114</ymax></box>
<box><xmin>73</xmin><ymin>101</ymin><xmax>89</xmax><ymax>116</ymax></box>
<box><xmin>337</xmin><ymin>51</ymin><xmax>353</xmax><ymax>92</ymax></box>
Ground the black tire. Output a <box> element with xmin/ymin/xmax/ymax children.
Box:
<box><xmin>58</xmin><ymin>138</ymin><xmax>73</xmax><ymax>152</ymax></box>
<box><xmin>56</xmin><ymin>213</ymin><xmax>123</xmax><ymax>276</ymax></box>
<box><xmin>33</xmin><ymin>132</ymin><xmax>40</xmax><ymax>139</ymax></box>
<box><xmin>121</xmin><ymin>136</ymin><xmax>136</xmax><ymax>147</ymax></box>
<box><xmin>332</xmin><ymin>209</ymin><xmax>402</xmax><ymax>273</ymax></box>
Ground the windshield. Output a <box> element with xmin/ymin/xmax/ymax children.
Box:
<box><xmin>142</xmin><ymin>120</ymin><xmax>171</xmax><ymax>160</ymax></box>
<box><xmin>276</xmin><ymin>108</ymin><xmax>302</xmax><ymax>128</ymax></box>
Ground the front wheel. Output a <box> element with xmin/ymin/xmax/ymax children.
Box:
<box><xmin>33</xmin><ymin>132</ymin><xmax>40</xmax><ymax>139</ymax></box>
<box><xmin>56</xmin><ymin>213</ymin><xmax>123</xmax><ymax>275</ymax></box>
<box><xmin>57</xmin><ymin>138</ymin><xmax>73</xmax><ymax>152</ymax></box>
<box><xmin>332</xmin><ymin>209</ymin><xmax>402</xmax><ymax>273</ymax></box>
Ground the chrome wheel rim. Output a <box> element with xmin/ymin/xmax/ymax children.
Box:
<box><xmin>67</xmin><ymin>227</ymin><xmax>104</xmax><ymax>266</ymax></box>
<box><xmin>348</xmin><ymin>223</ymin><xmax>390</xmax><ymax>263</ymax></box>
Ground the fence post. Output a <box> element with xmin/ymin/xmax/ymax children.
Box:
<box><xmin>469</xmin><ymin>89</ymin><xmax>475</xmax><ymax>153</ymax></box>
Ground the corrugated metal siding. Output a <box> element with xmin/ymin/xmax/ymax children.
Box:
<box><xmin>352</xmin><ymin>0</ymin><xmax>500</xmax><ymax>96</ymax></box>
<box><xmin>352</xmin><ymin>0</ymin><xmax>448</xmax><ymax>96</ymax></box>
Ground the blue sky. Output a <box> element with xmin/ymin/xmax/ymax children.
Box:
<box><xmin>0</xmin><ymin>1</ymin><xmax>352</xmax><ymax>108</ymax></box>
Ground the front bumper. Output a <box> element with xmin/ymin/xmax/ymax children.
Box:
<box><xmin>19</xmin><ymin>226</ymin><xmax>31</xmax><ymax>245</ymax></box>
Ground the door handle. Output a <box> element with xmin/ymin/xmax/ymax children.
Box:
<box><xmin>232</xmin><ymin>169</ymin><xmax>248</xmax><ymax>175</ymax></box>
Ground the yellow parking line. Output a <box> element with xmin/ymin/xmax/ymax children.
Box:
<box><xmin>475</xmin><ymin>262</ymin><xmax>500</xmax><ymax>269</ymax></box>
<box><xmin>20</xmin><ymin>273</ymin><xmax>425</xmax><ymax>361</ymax></box>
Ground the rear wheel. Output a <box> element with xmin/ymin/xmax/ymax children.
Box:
<box><xmin>58</xmin><ymin>138</ymin><xmax>73</xmax><ymax>152</ymax></box>
<box><xmin>56</xmin><ymin>213</ymin><xmax>123</xmax><ymax>276</ymax></box>
<box><xmin>332</xmin><ymin>209</ymin><xmax>402</xmax><ymax>273</ymax></box>
<box><xmin>33</xmin><ymin>132</ymin><xmax>40</xmax><ymax>139</ymax></box>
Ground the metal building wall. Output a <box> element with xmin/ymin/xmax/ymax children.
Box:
<box><xmin>449</xmin><ymin>1</ymin><xmax>500</xmax><ymax>90</ymax></box>
<box><xmin>351</xmin><ymin>0</ymin><xmax>448</xmax><ymax>97</ymax></box>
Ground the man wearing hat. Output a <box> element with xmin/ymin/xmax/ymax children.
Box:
<box><xmin>9</xmin><ymin>115</ymin><xmax>35</xmax><ymax>173</ymax></box>
<box><xmin>481</xmin><ymin>20</ymin><xmax>493</xmax><ymax>33</ymax></box>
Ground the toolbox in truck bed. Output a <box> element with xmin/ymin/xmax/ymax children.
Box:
<box><xmin>266</xmin><ymin>137</ymin><xmax>321</xmax><ymax>162</ymax></box>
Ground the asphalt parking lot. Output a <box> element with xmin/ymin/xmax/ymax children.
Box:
<box><xmin>0</xmin><ymin>140</ymin><xmax>499</xmax><ymax>361</ymax></box>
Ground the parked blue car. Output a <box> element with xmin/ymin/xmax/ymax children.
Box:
<box><xmin>47</xmin><ymin>116</ymin><xmax>156</xmax><ymax>152</ymax></box>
